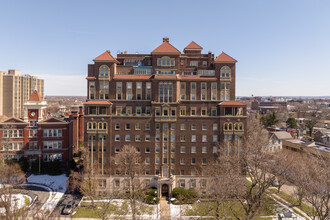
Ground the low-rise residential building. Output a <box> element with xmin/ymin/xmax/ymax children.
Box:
<box><xmin>269</xmin><ymin>131</ymin><xmax>293</xmax><ymax>151</ymax></box>
<box><xmin>283</xmin><ymin>139</ymin><xmax>330</xmax><ymax>160</ymax></box>
<box><xmin>314</xmin><ymin>129</ymin><xmax>330</xmax><ymax>145</ymax></box>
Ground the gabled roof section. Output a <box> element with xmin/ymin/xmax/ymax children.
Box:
<box><xmin>38</xmin><ymin>117</ymin><xmax>68</xmax><ymax>124</ymax></box>
<box><xmin>151</xmin><ymin>41</ymin><xmax>181</xmax><ymax>54</ymax></box>
<box><xmin>215</xmin><ymin>52</ymin><xmax>237</xmax><ymax>63</ymax></box>
<box><xmin>0</xmin><ymin>117</ymin><xmax>27</xmax><ymax>124</ymax></box>
<box><xmin>29</xmin><ymin>90</ymin><xmax>42</xmax><ymax>101</ymax></box>
<box><xmin>93</xmin><ymin>50</ymin><xmax>119</xmax><ymax>63</ymax></box>
<box><xmin>184</xmin><ymin>41</ymin><xmax>203</xmax><ymax>50</ymax></box>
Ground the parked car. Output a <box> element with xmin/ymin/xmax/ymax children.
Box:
<box><xmin>62</xmin><ymin>201</ymin><xmax>75</xmax><ymax>215</ymax></box>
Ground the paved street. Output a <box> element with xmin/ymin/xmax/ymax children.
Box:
<box><xmin>14</xmin><ymin>185</ymin><xmax>50</xmax><ymax>217</ymax></box>
<box><xmin>50</xmin><ymin>193</ymin><xmax>82</xmax><ymax>218</ymax></box>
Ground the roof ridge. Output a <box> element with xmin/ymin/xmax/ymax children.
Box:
<box><xmin>151</xmin><ymin>41</ymin><xmax>181</xmax><ymax>53</ymax></box>
<box><xmin>184</xmin><ymin>41</ymin><xmax>203</xmax><ymax>49</ymax></box>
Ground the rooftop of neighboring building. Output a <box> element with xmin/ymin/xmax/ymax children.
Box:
<box><xmin>285</xmin><ymin>139</ymin><xmax>330</xmax><ymax>153</ymax></box>
<box><xmin>271</xmin><ymin>131</ymin><xmax>293</xmax><ymax>140</ymax></box>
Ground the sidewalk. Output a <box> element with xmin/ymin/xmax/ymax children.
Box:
<box><xmin>160</xmin><ymin>197</ymin><xmax>170</xmax><ymax>220</ymax></box>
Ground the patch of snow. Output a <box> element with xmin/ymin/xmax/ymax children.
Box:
<box><xmin>0</xmin><ymin>194</ymin><xmax>32</xmax><ymax>214</ymax></box>
<box><xmin>26</xmin><ymin>174</ymin><xmax>68</xmax><ymax>217</ymax></box>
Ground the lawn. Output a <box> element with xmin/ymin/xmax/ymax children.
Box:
<box><xmin>73</xmin><ymin>200</ymin><xmax>154</xmax><ymax>218</ymax></box>
<box><xmin>184</xmin><ymin>195</ymin><xmax>277</xmax><ymax>218</ymax></box>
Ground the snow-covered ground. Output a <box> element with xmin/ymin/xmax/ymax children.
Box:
<box><xmin>0</xmin><ymin>194</ymin><xmax>32</xmax><ymax>213</ymax></box>
<box><xmin>26</xmin><ymin>174</ymin><xmax>68</xmax><ymax>217</ymax></box>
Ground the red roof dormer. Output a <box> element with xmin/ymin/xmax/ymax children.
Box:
<box><xmin>29</xmin><ymin>90</ymin><xmax>42</xmax><ymax>101</ymax></box>
<box><xmin>184</xmin><ymin>41</ymin><xmax>203</xmax><ymax>50</ymax></box>
<box><xmin>215</xmin><ymin>52</ymin><xmax>237</xmax><ymax>62</ymax></box>
<box><xmin>152</xmin><ymin>40</ymin><xmax>181</xmax><ymax>54</ymax></box>
<box><xmin>93</xmin><ymin>50</ymin><xmax>119</xmax><ymax>63</ymax></box>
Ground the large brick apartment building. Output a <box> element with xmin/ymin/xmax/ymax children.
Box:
<box><xmin>84</xmin><ymin>38</ymin><xmax>247</xmax><ymax>196</ymax></box>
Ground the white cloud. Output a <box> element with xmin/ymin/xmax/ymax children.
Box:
<box><xmin>38</xmin><ymin>74</ymin><xmax>86</xmax><ymax>96</ymax></box>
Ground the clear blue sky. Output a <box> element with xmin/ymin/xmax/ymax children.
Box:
<box><xmin>1</xmin><ymin>0</ymin><xmax>329</xmax><ymax>96</ymax></box>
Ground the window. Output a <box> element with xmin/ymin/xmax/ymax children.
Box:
<box><xmin>157</xmin><ymin>56</ymin><xmax>175</xmax><ymax>67</ymax></box>
<box><xmin>99</xmin><ymin>65</ymin><xmax>109</xmax><ymax>77</ymax></box>
<box><xmin>201</xmin><ymin>108</ymin><xmax>207</xmax><ymax>116</ymax></box>
<box><xmin>220</xmin><ymin>66</ymin><xmax>231</xmax><ymax>79</ymax></box>
<box><xmin>145</xmin><ymin>106</ymin><xmax>151</xmax><ymax>115</ymax></box>
<box><xmin>191</xmin><ymin>179</ymin><xmax>196</xmax><ymax>188</ymax></box>
<box><xmin>202</xmin><ymin>158</ymin><xmax>207</xmax><ymax>165</ymax></box>
<box><xmin>136</xmin><ymin>106</ymin><xmax>142</xmax><ymax>115</ymax></box>
<box><xmin>125</xmin><ymin>123</ymin><xmax>131</xmax><ymax>130</ymax></box>
<box><xmin>156</xmin><ymin>145</ymin><xmax>160</xmax><ymax>153</ymax></box>
<box><xmin>202</xmin><ymin>61</ymin><xmax>207</xmax><ymax>67</ymax></box>
<box><xmin>126</xmin><ymin>82</ymin><xmax>132</xmax><ymax>100</ymax></box>
<box><xmin>156</xmin><ymin>157</ymin><xmax>160</xmax><ymax>164</ymax></box>
<box><xmin>125</xmin><ymin>135</ymin><xmax>130</xmax><ymax>142</ymax></box>
<box><xmin>213</xmin><ymin>146</ymin><xmax>217</xmax><ymax>153</ymax></box>
<box><xmin>145</xmin><ymin>123</ymin><xmax>150</xmax><ymax>130</ymax></box>
<box><xmin>191</xmin><ymin>146</ymin><xmax>196</xmax><ymax>153</ymax></box>
<box><xmin>202</xmin><ymin>146</ymin><xmax>207</xmax><ymax>153</ymax></box>
<box><xmin>116</xmin><ymin>82</ymin><xmax>122</xmax><ymax>100</ymax></box>
<box><xmin>136</xmin><ymin>82</ymin><xmax>142</xmax><ymax>100</ymax></box>
<box><xmin>171</xmin><ymin>123</ymin><xmax>175</xmax><ymax>130</ymax></box>
<box><xmin>191</xmin><ymin>158</ymin><xmax>196</xmax><ymax>164</ymax></box>
<box><xmin>211</xmin><ymin>107</ymin><xmax>217</xmax><ymax>116</ymax></box>
<box><xmin>159</xmin><ymin>82</ymin><xmax>173</xmax><ymax>102</ymax></box>
<box><xmin>43</xmin><ymin>129</ymin><xmax>62</xmax><ymax>137</ymax></box>
<box><xmin>180</xmin><ymin>135</ymin><xmax>186</xmax><ymax>142</ymax></box>
<box><xmin>201</xmin><ymin>179</ymin><xmax>207</xmax><ymax>189</ymax></box>
<box><xmin>213</xmin><ymin>123</ymin><xmax>218</xmax><ymax>131</ymax></box>
<box><xmin>191</xmin><ymin>135</ymin><xmax>196</xmax><ymax>142</ymax></box>
<box><xmin>190</xmin><ymin>61</ymin><xmax>198</xmax><ymax>66</ymax></box>
<box><xmin>180</xmin><ymin>82</ymin><xmax>186</xmax><ymax>100</ymax></box>
<box><xmin>180</xmin><ymin>146</ymin><xmax>185</xmax><ymax>153</ymax></box>
<box><xmin>115</xmin><ymin>135</ymin><xmax>120</xmax><ymax>141</ymax></box>
<box><xmin>179</xmin><ymin>179</ymin><xmax>185</xmax><ymax>188</ymax></box>
<box><xmin>116</xmin><ymin>106</ymin><xmax>122</xmax><ymax>115</ymax></box>
<box><xmin>211</xmin><ymin>82</ymin><xmax>217</xmax><ymax>101</ymax></box>
<box><xmin>180</xmin><ymin>158</ymin><xmax>185</xmax><ymax>165</ymax></box>
<box><xmin>180</xmin><ymin>107</ymin><xmax>186</xmax><ymax>116</ymax></box>
<box><xmin>145</xmin><ymin>146</ymin><xmax>150</xmax><ymax>153</ymax></box>
<box><xmin>135</xmin><ymin>123</ymin><xmax>141</xmax><ymax>130</ymax></box>
<box><xmin>156</xmin><ymin>134</ymin><xmax>160</xmax><ymax>142</ymax></box>
<box><xmin>145</xmin><ymin>135</ymin><xmax>150</xmax><ymax>141</ymax></box>
<box><xmin>190</xmin><ymin>108</ymin><xmax>196</xmax><ymax>116</ymax></box>
<box><xmin>180</xmin><ymin>123</ymin><xmax>186</xmax><ymax>130</ymax></box>
<box><xmin>202</xmin><ymin>135</ymin><xmax>207</xmax><ymax>142</ymax></box>
<box><xmin>191</xmin><ymin>169</ymin><xmax>196</xmax><ymax>176</ymax></box>
<box><xmin>213</xmin><ymin>135</ymin><xmax>218</xmax><ymax>142</ymax></box>
<box><xmin>202</xmin><ymin>124</ymin><xmax>207</xmax><ymax>130</ymax></box>
<box><xmin>191</xmin><ymin>124</ymin><xmax>196</xmax><ymax>130</ymax></box>
<box><xmin>190</xmin><ymin>83</ymin><xmax>196</xmax><ymax>100</ymax></box>
<box><xmin>146</xmin><ymin>82</ymin><xmax>151</xmax><ymax>100</ymax></box>
<box><xmin>145</xmin><ymin>157</ymin><xmax>150</xmax><ymax>164</ymax></box>
<box><xmin>171</xmin><ymin>145</ymin><xmax>175</xmax><ymax>153</ymax></box>
<box><xmin>135</xmin><ymin>135</ymin><xmax>141</xmax><ymax>142</ymax></box>
<box><xmin>115</xmin><ymin>146</ymin><xmax>120</xmax><ymax>153</ymax></box>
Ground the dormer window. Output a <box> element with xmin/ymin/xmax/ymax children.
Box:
<box><xmin>157</xmin><ymin>56</ymin><xmax>175</xmax><ymax>67</ymax></box>
<box><xmin>99</xmin><ymin>65</ymin><xmax>109</xmax><ymax>77</ymax></box>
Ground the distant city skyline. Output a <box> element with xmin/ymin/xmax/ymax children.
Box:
<box><xmin>1</xmin><ymin>0</ymin><xmax>329</xmax><ymax>96</ymax></box>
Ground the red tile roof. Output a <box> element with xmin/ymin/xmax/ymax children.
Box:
<box><xmin>215</xmin><ymin>52</ymin><xmax>237</xmax><ymax>62</ymax></box>
<box><xmin>151</xmin><ymin>41</ymin><xmax>181</xmax><ymax>54</ymax></box>
<box><xmin>219</xmin><ymin>101</ymin><xmax>246</xmax><ymax>106</ymax></box>
<box><xmin>84</xmin><ymin>100</ymin><xmax>112</xmax><ymax>105</ymax></box>
<box><xmin>184</xmin><ymin>41</ymin><xmax>203</xmax><ymax>50</ymax></box>
<box><xmin>93</xmin><ymin>50</ymin><xmax>118</xmax><ymax>62</ymax></box>
<box><xmin>86</xmin><ymin>76</ymin><xmax>96</xmax><ymax>80</ymax></box>
<box><xmin>29</xmin><ymin>90</ymin><xmax>42</xmax><ymax>101</ymax></box>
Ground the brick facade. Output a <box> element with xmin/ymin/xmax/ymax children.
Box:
<box><xmin>84</xmin><ymin>38</ymin><xmax>247</xmax><ymax>196</ymax></box>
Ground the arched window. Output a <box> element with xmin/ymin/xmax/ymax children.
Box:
<box><xmin>228</xmin><ymin>123</ymin><xmax>233</xmax><ymax>131</ymax></box>
<box><xmin>98</xmin><ymin>122</ymin><xmax>103</xmax><ymax>129</ymax></box>
<box><xmin>88</xmin><ymin>122</ymin><xmax>92</xmax><ymax>130</ymax></box>
<box><xmin>103</xmin><ymin>123</ymin><xmax>107</xmax><ymax>130</ymax></box>
<box><xmin>99</xmin><ymin>65</ymin><xmax>109</xmax><ymax>77</ymax></box>
<box><xmin>239</xmin><ymin>123</ymin><xmax>244</xmax><ymax>131</ymax></box>
<box><xmin>224</xmin><ymin>123</ymin><xmax>228</xmax><ymax>130</ymax></box>
<box><xmin>92</xmin><ymin>122</ymin><xmax>96</xmax><ymax>129</ymax></box>
<box><xmin>220</xmin><ymin>66</ymin><xmax>231</xmax><ymax>79</ymax></box>
<box><xmin>234</xmin><ymin>123</ymin><xmax>239</xmax><ymax>131</ymax></box>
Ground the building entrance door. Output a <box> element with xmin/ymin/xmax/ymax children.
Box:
<box><xmin>161</xmin><ymin>184</ymin><xmax>169</xmax><ymax>197</ymax></box>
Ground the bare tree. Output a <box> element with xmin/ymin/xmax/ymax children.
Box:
<box><xmin>80</xmin><ymin>168</ymin><xmax>98</xmax><ymax>207</ymax></box>
<box><xmin>204</xmin><ymin>142</ymin><xmax>246</xmax><ymax>219</ymax></box>
<box><xmin>112</xmin><ymin>144</ymin><xmax>145</xmax><ymax>220</ymax></box>
<box><xmin>291</xmin><ymin>153</ymin><xmax>329</xmax><ymax>220</ymax></box>
<box><xmin>0</xmin><ymin>163</ymin><xmax>26</xmax><ymax>220</ymax></box>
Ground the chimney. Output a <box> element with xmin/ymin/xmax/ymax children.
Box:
<box><xmin>124</xmin><ymin>51</ymin><xmax>128</xmax><ymax>54</ymax></box>
<box><xmin>163</xmin><ymin>37</ymin><xmax>169</xmax><ymax>43</ymax></box>
<box><xmin>107</xmin><ymin>50</ymin><xmax>111</xmax><ymax>53</ymax></box>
